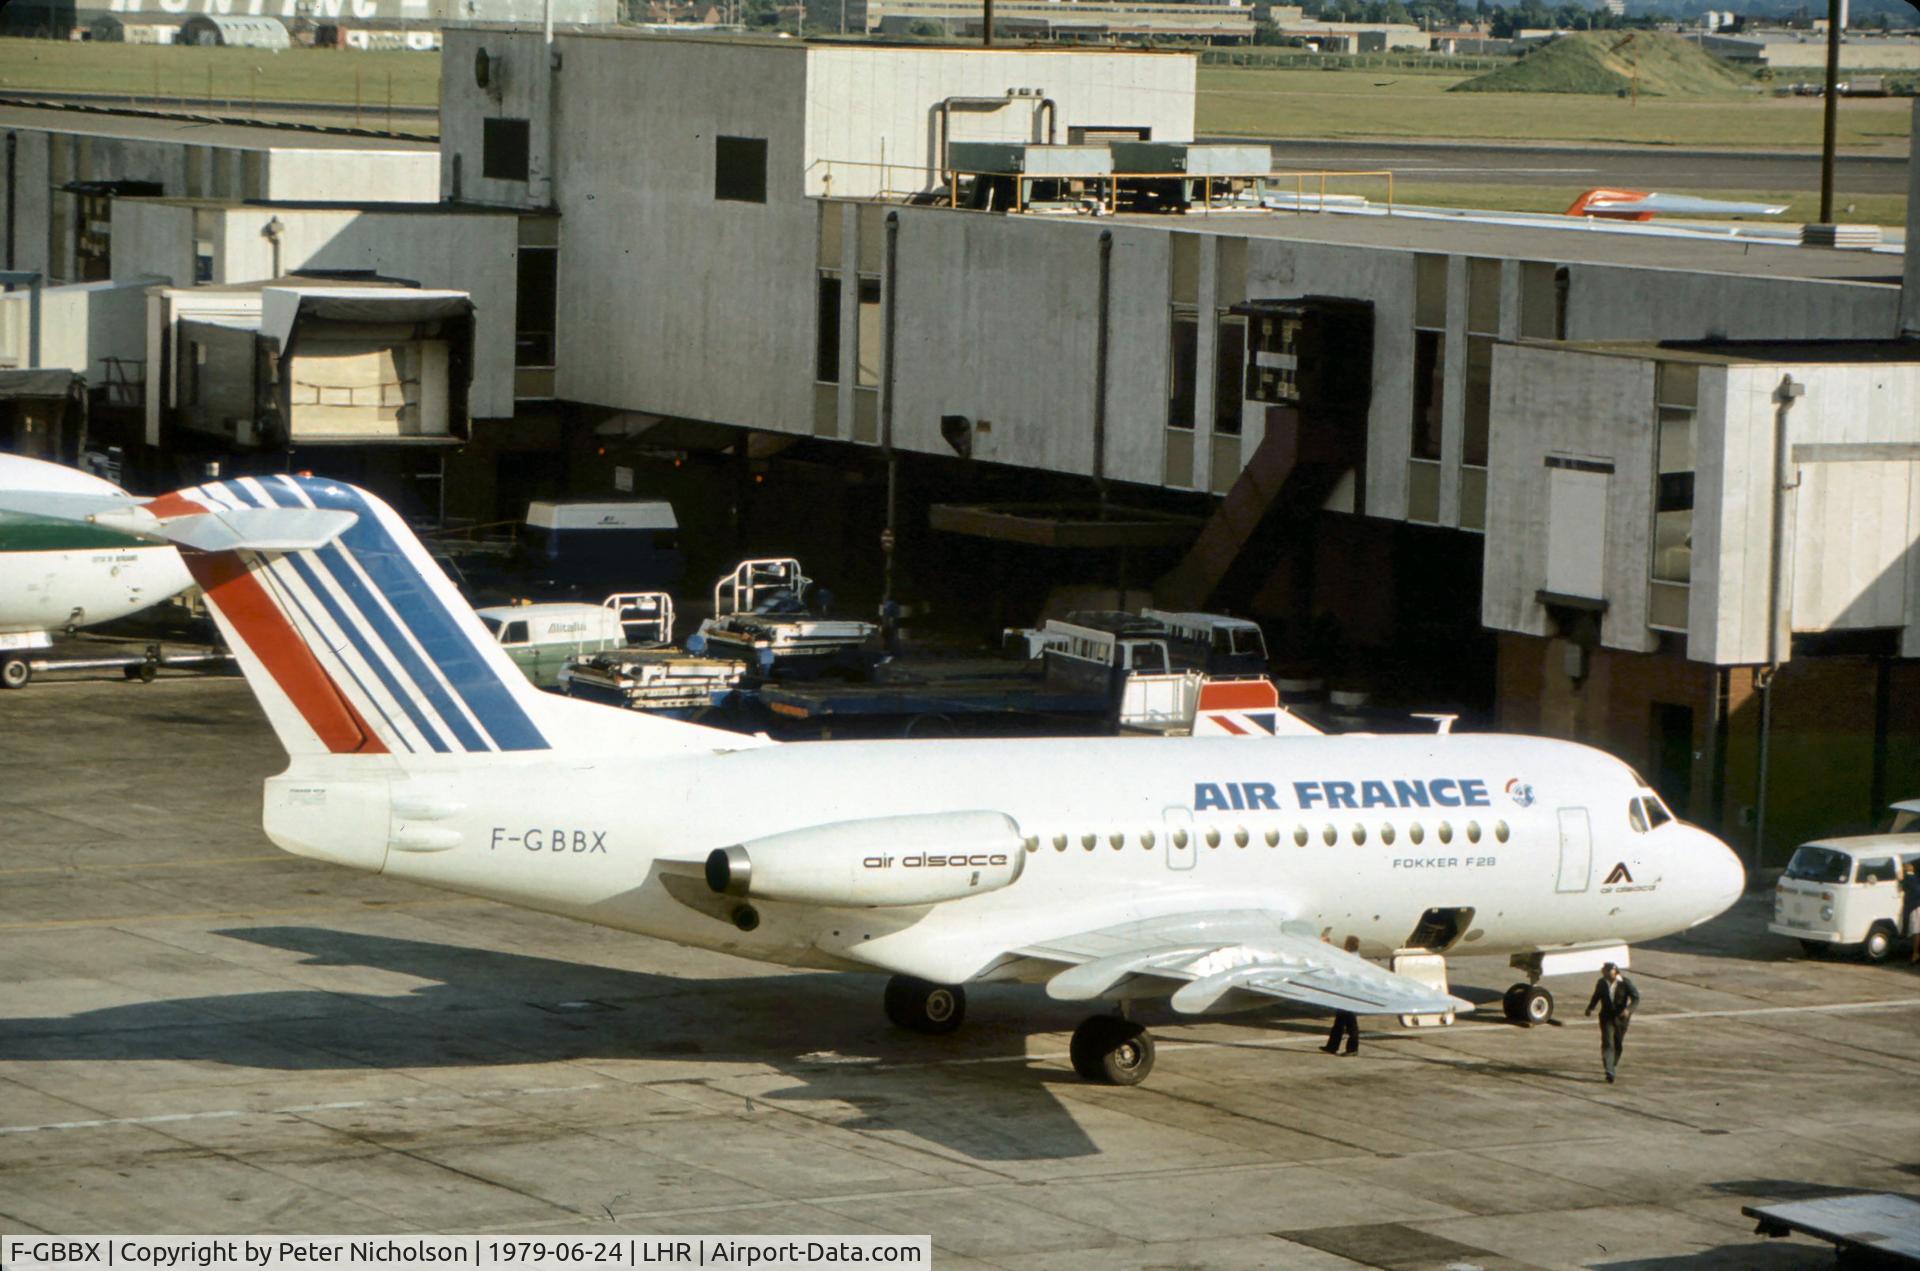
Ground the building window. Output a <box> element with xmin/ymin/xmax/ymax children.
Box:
<box><xmin>515</xmin><ymin>246</ymin><xmax>557</xmax><ymax>368</ymax></box>
<box><xmin>482</xmin><ymin>118</ymin><xmax>531</xmax><ymax>182</ymax></box>
<box><xmin>1168</xmin><ymin>306</ymin><xmax>1199</xmax><ymax>430</ymax></box>
<box><xmin>1214</xmin><ymin>315</ymin><xmax>1246</xmax><ymax>436</ymax></box>
<box><xmin>854</xmin><ymin>275</ymin><xmax>881</xmax><ymax>388</ymax></box>
<box><xmin>715</xmin><ymin>135</ymin><xmax>767</xmax><ymax>204</ymax></box>
<box><xmin>1463</xmin><ymin>257</ymin><xmax>1498</xmax><ymax>470</ymax></box>
<box><xmin>1410</xmin><ymin>329</ymin><xmax>1445</xmax><ymax>461</ymax></box>
<box><xmin>816</xmin><ymin>272</ymin><xmax>841</xmax><ymax>385</ymax></box>
<box><xmin>1650</xmin><ymin>361</ymin><xmax>1697</xmax><ymax>631</ymax></box>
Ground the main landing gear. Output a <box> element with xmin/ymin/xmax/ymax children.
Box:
<box><xmin>1502</xmin><ymin>982</ymin><xmax>1555</xmax><ymax>1026</ymax></box>
<box><xmin>1069</xmin><ymin>1015</ymin><xmax>1155</xmax><ymax>1086</ymax></box>
<box><xmin>879</xmin><ymin>978</ymin><xmax>1156</xmax><ymax>1085</ymax></box>
<box><xmin>883</xmin><ymin>975</ymin><xmax>966</xmax><ymax>1035</ymax></box>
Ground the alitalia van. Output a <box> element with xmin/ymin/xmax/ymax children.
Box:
<box><xmin>1769</xmin><ymin>800</ymin><xmax>1920</xmax><ymax>962</ymax></box>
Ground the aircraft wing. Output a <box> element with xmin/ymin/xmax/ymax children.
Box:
<box><xmin>1012</xmin><ymin>910</ymin><xmax>1469</xmax><ymax>1017</ymax></box>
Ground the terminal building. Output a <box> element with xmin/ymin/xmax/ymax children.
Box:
<box><xmin>0</xmin><ymin>32</ymin><xmax>1916</xmax><ymax>863</ymax></box>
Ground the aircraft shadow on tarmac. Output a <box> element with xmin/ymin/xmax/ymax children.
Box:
<box><xmin>0</xmin><ymin>925</ymin><xmax>1136</xmax><ymax>1162</ymax></box>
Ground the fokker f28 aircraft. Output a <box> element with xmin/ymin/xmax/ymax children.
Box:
<box><xmin>0</xmin><ymin>475</ymin><xmax>1747</xmax><ymax>1085</ymax></box>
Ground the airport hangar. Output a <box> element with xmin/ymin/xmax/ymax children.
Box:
<box><xmin>1</xmin><ymin>33</ymin><xmax>1917</xmax><ymax>866</ymax></box>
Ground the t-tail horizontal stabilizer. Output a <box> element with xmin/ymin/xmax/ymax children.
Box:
<box><xmin>0</xmin><ymin>490</ymin><xmax>356</xmax><ymax>552</ymax></box>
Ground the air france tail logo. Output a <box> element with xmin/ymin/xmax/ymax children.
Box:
<box><xmin>1604</xmin><ymin>862</ymin><xmax>1634</xmax><ymax>885</ymax></box>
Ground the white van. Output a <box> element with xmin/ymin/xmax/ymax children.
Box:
<box><xmin>1769</xmin><ymin>800</ymin><xmax>1920</xmax><ymax>962</ymax></box>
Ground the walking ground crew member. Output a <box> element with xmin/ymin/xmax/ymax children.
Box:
<box><xmin>1585</xmin><ymin>961</ymin><xmax>1640</xmax><ymax>1083</ymax></box>
<box><xmin>1323</xmin><ymin>1010</ymin><xmax>1359</xmax><ymax>1056</ymax></box>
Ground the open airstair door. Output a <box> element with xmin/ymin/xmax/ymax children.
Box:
<box><xmin>1556</xmin><ymin>808</ymin><xmax>1593</xmax><ymax>893</ymax></box>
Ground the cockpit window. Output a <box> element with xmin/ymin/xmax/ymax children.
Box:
<box><xmin>1629</xmin><ymin>800</ymin><xmax>1649</xmax><ymax>834</ymax></box>
<box><xmin>1784</xmin><ymin>846</ymin><xmax>1852</xmax><ymax>884</ymax></box>
<box><xmin>479</xmin><ymin>615</ymin><xmax>503</xmax><ymax>635</ymax></box>
<box><xmin>1890</xmin><ymin>808</ymin><xmax>1919</xmax><ymax>835</ymax></box>
<box><xmin>1643</xmin><ymin>797</ymin><xmax>1672</xmax><ymax>830</ymax></box>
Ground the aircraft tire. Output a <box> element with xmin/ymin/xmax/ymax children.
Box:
<box><xmin>883</xmin><ymin>975</ymin><xmax>966</xmax><ymax>1035</ymax></box>
<box><xmin>1861</xmin><ymin>923</ymin><xmax>1897</xmax><ymax>964</ymax></box>
<box><xmin>1521</xmin><ymin>986</ymin><xmax>1554</xmax><ymax>1026</ymax></box>
<box><xmin>1069</xmin><ymin>1016</ymin><xmax>1154</xmax><ymax>1086</ymax></box>
<box><xmin>1501</xmin><ymin>984</ymin><xmax>1530</xmax><ymax>1023</ymax></box>
<box><xmin>0</xmin><ymin>657</ymin><xmax>30</xmax><ymax>690</ymax></box>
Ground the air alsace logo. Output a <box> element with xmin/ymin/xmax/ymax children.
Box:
<box><xmin>1601</xmin><ymin>861</ymin><xmax>1657</xmax><ymax>894</ymax></box>
<box><xmin>863</xmin><ymin>853</ymin><xmax>1009</xmax><ymax>870</ymax></box>
<box><xmin>1506</xmin><ymin>778</ymin><xmax>1536</xmax><ymax>808</ymax></box>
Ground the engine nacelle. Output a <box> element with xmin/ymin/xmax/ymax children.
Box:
<box><xmin>705</xmin><ymin>810</ymin><xmax>1025</xmax><ymax>907</ymax></box>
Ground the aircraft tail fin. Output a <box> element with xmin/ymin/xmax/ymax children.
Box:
<box><xmin>142</xmin><ymin>475</ymin><xmax>756</xmax><ymax>762</ymax></box>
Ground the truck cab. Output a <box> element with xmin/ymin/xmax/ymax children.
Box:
<box><xmin>1770</xmin><ymin>801</ymin><xmax>1920</xmax><ymax>963</ymax></box>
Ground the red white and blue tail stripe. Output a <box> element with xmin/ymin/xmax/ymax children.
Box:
<box><xmin>163</xmin><ymin>474</ymin><xmax>552</xmax><ymax>757</ymax></box>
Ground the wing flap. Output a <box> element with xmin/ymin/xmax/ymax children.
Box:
<box><xmin>1020</xmin><ymin>910</ymin><xmax>1470</xmax><ymax>1018</ymax></box>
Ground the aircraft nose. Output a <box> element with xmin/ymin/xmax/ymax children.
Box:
<box><xmin>1688</xmin><ymin>828</ymin><xmax>1746</xmax><ymax>923</ymax></box>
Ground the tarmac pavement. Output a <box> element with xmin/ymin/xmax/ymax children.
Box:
<box><xmin>3</xmin><ymin>675</ymin><xmax>1918</xmax><ymax>1268</ymax></box>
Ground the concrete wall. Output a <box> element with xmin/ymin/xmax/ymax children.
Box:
<box><xmin>111</xmin><ymin>201</ymin><xmax>520</xmax><ymax>418</ymax></box>
<box><xmin>440</xmin><ymin>27</ymin><xmax>555</xmax><ymax>210</ymax></box>
<box><xmin>263</xmin><ymin>149</ymin><xmax>439</xmax><ymax>203</ymax></box>
<box><xmin>1703</xmin><ymin>361</ymin><xmax>1920</xmax><ymax>663</ymax></box>
<box><xmin>1481</xmin><ymin>343</ymin><xmax>1660</xmax><ymax>654</ymax></box>
<box><xmin>1564</xmin><ymin>264</ymin><xmax>1902</xmax><ymax>343</ymax></box>
<box><xmin>1486</xmin><ymin>344</ymin><xmax>1920</xmax><ymax>667</ymax></box>
<box><xmin>550</xmin><ymin>37</ymin><xmax>816</xmax><ymax>433</ymax></box>
<box><xmin>0</xmin><ymin>276</ymin><xmax>159</xmax><ymax>378</ymax></box>
<box><xmin>803</xmin><ymin>46</ymin><xmax>1196</xmax><ymax>197</ymax></box>
<box><xmin>3</xmin><ymin>125</ymin><xmax>438</xmax><ymax>282</ymax></box>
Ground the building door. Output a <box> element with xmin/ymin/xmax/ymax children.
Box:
<box><xmin>1650</xmin><ymin>702</ymin><xmax>1695</xmax><ymax>816</ymax></box>
<box><xmin>1556</xmin><ymin>807</ymin><xmax>1592</xmax><ymax>893</ymax></box>
<box><xmin>1544</xmin><ymin>462</ymin><xmax>1609</xmax><ymax>601</ymax></box>
<box><xmin>1163</xmin><ymin>806</ymin><xmax>1196</xmax><ymax>872</ymax></box>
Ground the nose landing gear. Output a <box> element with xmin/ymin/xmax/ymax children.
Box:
<box><xmin>1502</xmin><ymin>983</ymin><xmax>1555</xmax><ymax>1026</ymax></box>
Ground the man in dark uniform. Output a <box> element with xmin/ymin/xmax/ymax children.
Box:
<box><xmin>1585</xmin><ymin>961</ymin><xmax>1640</xmax><ymax>1083</ymax></box>
<box><xmin>1322</xmin><ymin>1010</ymin><xmax>1359</xmax><ymax>1056</ymax></box>
<box><xmin>1900</xmin><ymin>861</ymin><xmax>1920</xmax><ymax>964</ymax></box>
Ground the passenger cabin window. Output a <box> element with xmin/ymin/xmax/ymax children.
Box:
<box><xmin>1856</xmin><ymin>857</ymin><xmax>1898</xmax><ymax>884</ymax></box>
<box><xmin>715</xmin><ymin>135</ymin><xmax>768</xmax><ymax>204</ymax></box>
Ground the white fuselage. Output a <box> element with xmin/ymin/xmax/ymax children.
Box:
<box><xmin>0</xmin><ymin>454</ymin><xmax>192</xmax><ymax>639</ymax></box>
<box><xmin>266</xmin><ymin>731</ymin><xmax>1746</xmax><ymax>991</ymax></box>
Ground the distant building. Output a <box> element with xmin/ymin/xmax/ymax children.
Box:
<box><xmin>867</xmin><ymin>0</ymin><xmax>1256</xmax><ymax>42</ymax></box>
<box><xmin>178</xmin><ymin>15</ymin><xmax>291</xmax><ymax>48</ymax></box>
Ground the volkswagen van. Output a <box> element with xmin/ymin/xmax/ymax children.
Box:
<box><xmin>1769</xmin><ymin>800</ymin><xmax>1920</xmax><ymax>962</ymax></box>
